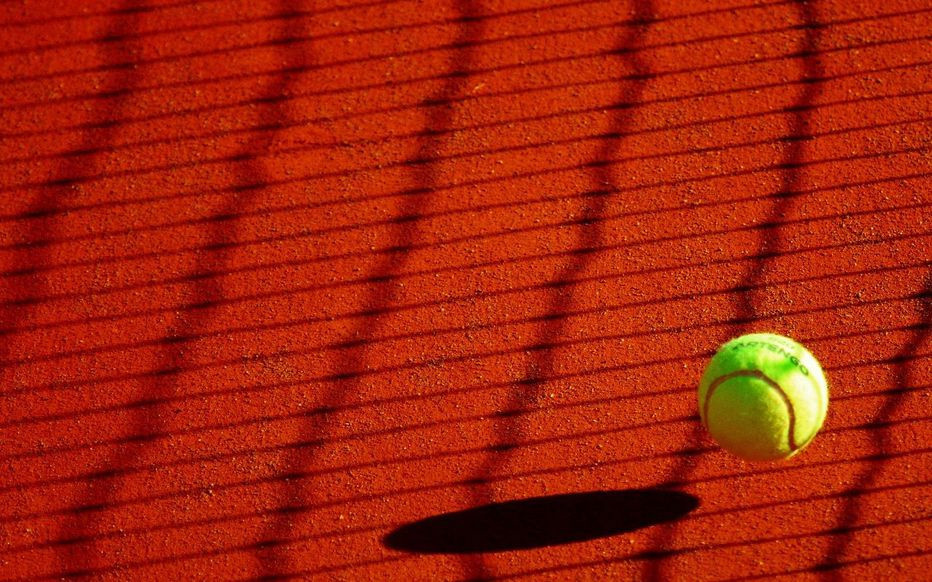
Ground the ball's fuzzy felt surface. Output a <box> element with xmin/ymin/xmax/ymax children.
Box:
<box><xmin>698</xmin><ymin>333</ymin><xmax>829</xmax><ymax>461</ymax></box>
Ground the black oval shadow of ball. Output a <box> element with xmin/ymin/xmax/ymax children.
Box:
<box><xmin>383</xmin><ymin>489</ymin><xmax>698</xmax><ymax>554</ymax></box>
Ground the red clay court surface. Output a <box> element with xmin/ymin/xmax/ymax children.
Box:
<box><xmin>0</xmin><ymin>0</ymin><xmax>930</xmax><ymax>580</ymax></box>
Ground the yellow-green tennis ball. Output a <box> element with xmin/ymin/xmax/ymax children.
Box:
<box><xmin>698</xmin><ymin>333</ymin><xmax>828</xmax><ymax>461</ymax></box>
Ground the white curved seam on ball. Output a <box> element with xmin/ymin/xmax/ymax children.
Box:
<box><xmin>703</xmin><ymin>369</ymin><xmax>798</xmax><ymax>452</ymax></box>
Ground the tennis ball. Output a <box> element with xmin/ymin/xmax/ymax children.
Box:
<box><xmin>698</xmin><ymin>333</ymin><xmax>828</xmax><ymax>461</ymax></box>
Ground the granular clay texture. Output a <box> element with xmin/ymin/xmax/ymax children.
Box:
<box><xmin>0</xmin><ymin>0</ymin><xmax>929</xmax><ymax>579</ymax></box>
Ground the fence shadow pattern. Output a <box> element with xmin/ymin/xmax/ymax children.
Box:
<box><xmin>0</xmin><ymin>0</ymin><xmax>929</xmax><ymax>579</ymax></box>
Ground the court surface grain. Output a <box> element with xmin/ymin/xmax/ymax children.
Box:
<box><xmin>1</xmin><ymin>0</ymin><xmax>930</xmax><ymax>579</ymax></box>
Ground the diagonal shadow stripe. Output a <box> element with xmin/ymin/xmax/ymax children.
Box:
<box><xmin>13</xmin><ymin>0</ymin><xmax>148</xmax><ymax>571</ymax></box>
<box><xmin>0</xmin><ymin>4</ymin><xmax>151</xmax><ymax>574</ymax></box>
<box><xmin>815</xmin><ymin>268</ymin><xmax>932</xmax><ymax>579</ymax></box>
<box><xmin>5</xmin><ymin>7</ymin><xmax>924</xmax><ymax>144</ymax></box>
<box><xmin>1</xmin><ymin>115</ymin><xmax>925</xmax><ymax>291</ymax></box>
<box><xmin>735</xmin><ymin>547</ymin><xmax>932</xmax><ymax>581</ymax></box>
<box><xmin>6</xmin><ymin>420</ymin><xmax>928</xmax><ymax>576</ymax></box>
<box><xmin>1</xmin><ymin>2</ymin><xmax>924</xmax><ymax>580</ymax></box>
<box><xmin>6</xmin><ymin>0</ymin><xmax>406</xmax><ymax>27</ymax></box>
<box><xmin>644</xmin><ymin>1</ymin><xmax>824</xmax><ymax>579</ymax></box>
<box><xmin>53</xmin><ymin>2</ymin><xmax>311</xmax><ymax>578</ymax></box>
<box><xmin>3</xmin><ymin>203</ymin><xmax>926</xmax><ymax>371</ymax></box>
<box><xmin>0</xmin><ymin>3</ymin><xmax>144</xmax><ymax>402</ymax></box>
<box><xmin>1</xmin><ymin>198</ymin><xmax>926</xmax><ymax>408</ymax></box>
<box><xmin>1</xmin><ymin>260</ymin><xmax>926</xmax><ymax>476</ymax></box>
<box><xmin>0</xmin><ymin>0</ymin><xmax>600</xmax><ymax>63</ymax></box>
<box><xmin>0</xmin><ymin>0</ymin><xmax>205</xmax><ymax>30</ymax></box>
<box><xmin>0</xmin><ymin>171</ymin><xmax>925</xmax><ymax>360</ymax></box>
<box><xmin>5</xmin><ymin>388</ymin><xmax>927</xmax><ymax>557</ymax></box>
<box><xmin>252</xmin><ymin>1</ymin><xmax>483</xmax><ymax>578</ymax></box>
<box><xmin>2</xmin><ymin>388</ymin><xmax>929</xmax><ymax>561</ymax></box>
<box><xmin>462</xmin><ymin>1</ymin><xmax>654</xmax><ymax>579</ymax></box>
<box><xmin>4</xmin><ymin>7</ymin><xmax>927</xmax><ymax>190</ymax></box>
<box><xmin>3</xmin><ymin>1</ymin><xmax>924</xmax><ymax>111</ymax></box>
<box><xmin>2</xmin><ymin>378</ymin><xmax>932</xmax><ymax>555</ymax></box>
<box><xmin>486</xmin><ymin>512</ymin><xmax>931</xmax><ymax>580</ymax></box>
<box><xmin>0</xmin><ymin>0</ymin><xmax>794</xmax><ymax>61</ymax></box>
<box><xmin>0</xmin><ymin>0</ymin><xmax>801</xmax><ymax>91</ymax></box>
<box><xmin>2</xmin><ymin>72</ymin><xmax>926</xmax><ymax>174</ymax></box>
<box><xmin>3</xmin><ymin>29</ymin><xmax>925</xmax><ymax>219</ymax></box>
